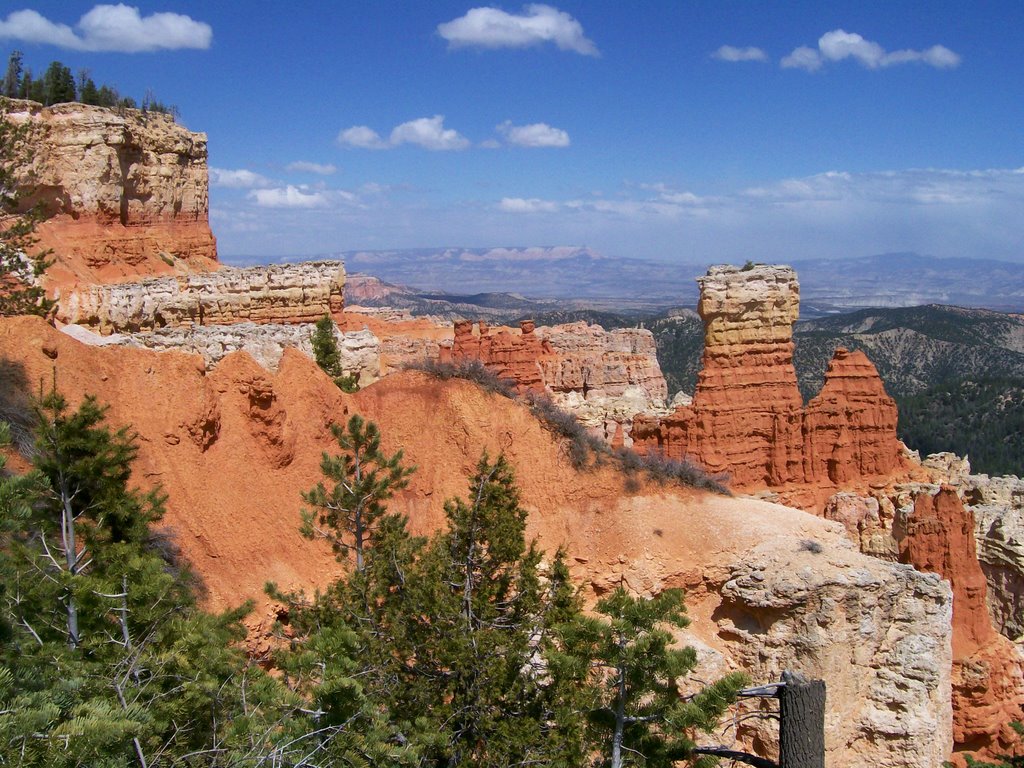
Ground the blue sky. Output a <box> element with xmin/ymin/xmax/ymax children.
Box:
<box><xmin>2</xmin><ymin>1</ymin><xmax>1023</xmax><ymax>264</ymax></box>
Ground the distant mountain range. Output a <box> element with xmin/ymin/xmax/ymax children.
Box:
<box><xmin>226</xmin><ymin>247</ymin><xmax>1024</xmax><ymax>313</ymax></box>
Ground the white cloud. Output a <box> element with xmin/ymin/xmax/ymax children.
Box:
<box><xmin>337</xmin><ymin>125</ymin><xmax>389</xmax><ymax>149</ymax></box>
<box><xmin>499</xmin><ymin>197</ymin><xmax>560</xmax><ymax>213</ymax></box>
<box><xmin>783</xmin><ymin>29</ymin><xmax>961</xmax><ymax>72</ymax></box>
<box><xmin>498</xmin><ymin>121</ymin><xmax>570</xmax><ymax>148</ymax></box>
<box><xmin>248</xmin><ymin>185</ymin><xmax>327</xmax><ymax>208</ymax></box>
<box><xmin>286</xmin><ymin>161</ymin><xmax>337</xmax><ymax>175</ymax></box>
<box><xmin>210</xmin><ymin>168</ymin><xmax>271</xmax><ymax>189</ymax></box>
<box><xmin>0</xmin><ymin>4</ymin><xmax>211</xmax><ymax>52</ymax></box>
<box><xmin>437</xmin><ymin>4</ymin><xmax>598</xmax><ymax>56</ymax></box>
<box><xmin>712</xmin><ymin>45</ymin><xmax>768</xmax><ymax>63</ymax></box>
<box><xmin>338</xmin><ymin>118</ymin><xmax>469</xmax><ymax>151</ymax></box>
<box><xmin>781</xmin><ymin>45</ymin><xmax>823</xmax><ymax>72</ymax></box>
<box><xmin>390</xmin><ymin>115</ymin><xmax>469</xmax><ymax>151</ymax></box>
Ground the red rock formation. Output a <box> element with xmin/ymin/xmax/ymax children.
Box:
<box><xmin>804</xmin><ymin>347</ymin><xmax>903</xmax><ymax>483</ymax></box>
<box><xmin>631</xmin><ymin>265</ymin><xmax>906</xmax><ymax>491</ymax></box>
<box><xmin>440</xmin><ymin>319</ymin><xmax>553</xmax><ymax>393</ymax></box>
<box><xmin>899</xmin><ymin>487</ymin><xmax>1024</xmax><ymax>757</ymax></box>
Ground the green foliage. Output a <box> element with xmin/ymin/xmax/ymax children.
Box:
<box><xmin>556</xmin><ymin>586</ymin><xmax>747</xmax><ymax>767</ymax></box>
<box><xmin>1</xmin><ymin>389</ymin><xmax>293</xmax><ymax>766</ymax></box>
<box><xmin>899</xmin><ymin>377</ymin><xmax>1024</xmax><ymax>476</ymax></box>
<box><xmin>3</xmin><ymin>50</ymin><xmax>176</xmax><ymax>114</ymax></box>
<box><xmin>311</xmin><ymin>314</ymin><xmax>361</xmax><ymax>391</ymax></box>
<box><xmin>1</xmin><ymin>98</ymin><xmax>52</xmax><ymax>317</ymax></box>
<box><xmin>301</xmin><ymin>413</ymin><xmax>414</xmax><ymax>572</ymax></box>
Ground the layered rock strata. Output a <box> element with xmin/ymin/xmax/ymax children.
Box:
<box><xmin>441</xmin><ymin>319</ymin><xmax>553</xmax><ymax>393</ymax></box>
<box><xmin>440</xmin><ymin>319</ymin><xmax>669</xmax><ymax>441</ymax></box>
<box><xmin>63</xmin><ymin>323</ymin><xmax>380</xmax><ymax>384</ymax></box>
<box><xmin>631</xmin><ymin>264</ymin><xmax>905</xmax><ymax>488</ymax></box>
<box><xmin>896</xmin><ymin>487</ymin><xmax>1024</xmax><ymax>756</ymax></box>
<box><xmin>5</xmin><ymin>99</ymin><xmax>217</xmax><ymax>285</ymax></box>
<box><xmin>57</xmin><ymin>261</ymin><xmax>345</xmax><ymax>333</ymax></box>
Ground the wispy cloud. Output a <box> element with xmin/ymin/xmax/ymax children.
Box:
<box><xmin>210</xmin><ymin>168</ymin><xmax>271</xmax><ymax>189</ymax></box>
<box><xmin>497</xmin><ymin>121</ymin><xmax>570</xmax><ymax>148</ymax></box>
<box><xmin>286</xmin><ymin>161</ymin><xmax>337</xmax><ymax>175</ymax></box>
<box><xmin>437</xmin><ymin>4</ymin><xmax>598</xmax><ymax>56</ymax></box>
<box><xmin>499</xmin><ymin>197</ymin><xmax>560</xmax><ymax>213</ymax></box>
<box><xmin>248</xmin><ymin>185</ymin><xmax>327</xmax><ymax>208</ymax></box>
<box><xmin>0</xmin><ymin>4</ymin><xmax>212</xmax><ymax>52</ymax></box>
<box><xmin>339</xmin><ymin>116</ymin><xmax>469</xmax><ymax>151</ymax></box>
<box><xmin>712</xmin><ymin>45</ymin><xmax>767</xmax><ymax>63</ymax></box>
<box><xmin>782</xmin><ymin>29</ymin><xmax>961</xmax><ymax>72</ymax></box>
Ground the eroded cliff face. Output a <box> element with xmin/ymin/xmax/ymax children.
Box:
<box><xmin>5</xmin><ymin>99</ymin><xmax>218</xmax><ymax>286</ymax></box>
<box><xmin>897</xmin><ymin>487</ymin><xmax>1024</xmax><ymax>756</ymax></box>
<box><xmin>57</xmin><ymin>261</ymin><xmax>345</xmax><ymax>332</ymax></box>
<box><xmin>440</xmin><ymin>318</ymin><xmax>669</xmax><ymax>441</ymax></box>
<box><xmin>0</xmin><ymin>315</ymin><xmax>956</xmax><ymax>768</ymax></box>
<box><xmin>631</xmin><ymin>264</ymin><xmax>905</xmax><ymax>490</ymax></box>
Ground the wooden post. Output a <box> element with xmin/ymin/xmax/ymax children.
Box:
<box><xmin>778</xmin><ymin>677</ymin><xmax>826</xmax><ymax>768</ymax></box>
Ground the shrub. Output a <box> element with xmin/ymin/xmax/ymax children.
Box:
<box><xmin>614</xmin><ymin>447</ymin><xmax>730</xmax><ymax>495</ymax></box>
<box><xmin>525</xmin><ymin>392</ymin><xmax>607</xmax><ymax>469</ymax></box>
<box><xmin>407</xmin><ymin>358</ymin><xmax>517</xmax><ymax>399</ymax></box>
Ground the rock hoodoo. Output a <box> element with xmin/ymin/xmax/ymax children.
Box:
<box><xmin>5</xmin><ymin>99</ymin><xmax>218</xmax><ymax>285</ymax></box>
<box><xmin>631</xmin><ymin>264</ymin><xmax>905</xmax><ymax>489</ymax></box>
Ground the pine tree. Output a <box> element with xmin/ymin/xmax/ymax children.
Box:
<box><xmin>1</xmin><ymin>390</ymin><xmax>293</xmax><ymax>766</ymax></box>
<box><xmin>558</xmin><ymin>585</ymin><xmax>747</xmax><ymax>768</ymax></box>
<box><xmin>0</xmin><ymin>98</ymin><xmax>51</xmax><ymax>317</ymax></box>
<box><xmin>2</xmin><ymin>51</ymin><xmax>22</xmax><ymax>98</ymax></box>
<box><xmin>387</xmin><ymin>453</ymin><xmax>574</xmax><ymax>765</ymax></box>
<box><xmin>41</xmin><ymin>61</ymin><xmax>75</xmax><ymax>106</ymax></box>
<box><xmin>301</xmin><ymin>413</ymin><xmax>414</xmax><ymax>573</ymax></box>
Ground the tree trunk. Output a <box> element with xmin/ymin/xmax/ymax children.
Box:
<box><xmin>779</xmin><ymin>678</ymin><xmax>825</xmax><ymax>768</ymax></box>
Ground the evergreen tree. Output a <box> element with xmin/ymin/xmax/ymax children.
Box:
<box><xmin>0</xmin><ymin>98</ymin><xmax>51</xmax><ymax>316</ymax></box>
<box><xmin>0</xmin><ymin>390</ymin><xmax>292</xmax><ymax>766</ymax></box>
<box><xmin>301</xmin><ymin>413</ymin><xmax>414</xmax><ymax>573</ymax></box>
<box><xmin>387</xmin><ymin>453</ymin><xmax>576</xmax><ymax>765</ymax></box>
<box><xmin>2</xmin><ymin>51</ymin><xmax>21</xmax><ymax>98</ymax></box>
<box><xmin>41</xmin><ymin>61</ymin><xmax>75</xmax><ymax>105</ymax></box>
<box><xmin>558</xmin><ymin>585</ymin><xmax>747</xmax><ymax>768</ymax></box>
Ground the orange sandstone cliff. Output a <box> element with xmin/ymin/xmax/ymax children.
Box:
<box><xmin>0</xmin><ymin>315</ymin><xmax>954</xmax><ymax>768</ymax></box>
<box><xmin>5</xmin><ymin>99</ymin><xmax>218</xmax><ymax>287</ymax></box>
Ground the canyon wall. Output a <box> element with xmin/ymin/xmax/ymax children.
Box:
<box><xmin>0</xmin><ymin>315</ymin><xmax>956</xmax><ymax>768</ymax></box>
<box><xmin>440</xmin><ymin>318</ymin><xmax>669</xmax><ymax>441</ymax></box>
<box><xmin>5</xmin><ymin>99</ymin><xmax>218</xmax><ymax>286</ymax></box>
<box><xmin>631</xmin><ymin>264</ymin><xmax>905</xmax><ymax>488</ymax></box>
<box><xmin>56</xmin><ymin>261</ymin><xmax>345</xmax><ymax>333</ymax></box>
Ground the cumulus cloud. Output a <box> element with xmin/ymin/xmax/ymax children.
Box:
<box><xmin>437</xmin><ymin>4</ymin><xmax>598</xmax><ymax>56</ymax></box>
<box><xmin>497</xmin><ymin>121</ymin><xmax>570</xmax><ymax>148</ymax></box>
<box><xmin>782</xmin><ymin>29</ymin><xmax>961</xmax><ymax>72</ymax></box>
<box><xmin>248</xmin><ymin>185</ymin><xmax>327</xmax><ymax>208</ymax></box>
<box><xmin>499</xmin><ymin>197</ymin><xmax>560</xmax><ymax>213</ymax></box>
<box><xmin>390</xmin><ymin>116</ymin><xmax>470</xmax><ymax>150</ymax></box>
<box><xmin>209</xmin><ymin>168</ymin><xmax>271</xmax><ymax>189</ymax></box>
<box><xmin>338</xmin><ymin>117</ymin><xmax>469</xmax><ymax>151</ymax></box>
<box><xmin>286</xmin><ymin>161</ymin><xmax>337</xmax><ymax>175</ymax></box>
<box><xmin>337</xmin><ymin>125</ymin><xmax>389</xmax><ymax>149</ymax></box>
<box><xmin>0</xmin><ymin>4</ymin><xmax>212</xmax><ymax>52</ymax></box>
<box><xmin>712</xmin><ymin>45</ymin><xmax>767</xmax><ymax>63</ymax></box>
